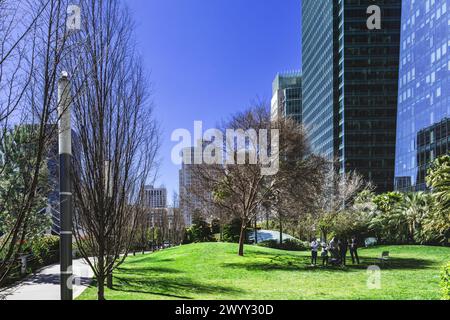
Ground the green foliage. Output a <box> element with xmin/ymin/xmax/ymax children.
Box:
<box><xmin>30</xmin><ymin>235</ymin><xmax>59</xmax><ymax>266</ymax></box>
<box><xmin>258</xmin><ymin>238</ymin><xmax>308</xmax><ymax>251</ymax></box>
<box><xmin>441</xmin><ymin>262</ymin><xmax>450</xmax><ymax>300</ymax></box>
<box><xmin>222</xmin><ymin>218</ymin><xmax>243</xmax><ymax>243</ymax></box>
<box><xmin>211</xmin><ymin>219</ymin><xmax>221</xmax><ymax>234</ymax></box>
<box><xmin>0</xmin><ymin>127</ymin><xmax>51</xmax><ymax>238</ymax></box>
<box><xmin>184</xmin><ymin>214</ymin><xmax>215</xmax><ymax>244</ymax></box>
<box><xmin>426</xmin><ymin>155</ymin><xmax>450</xmax><ymax>242</ymax></box>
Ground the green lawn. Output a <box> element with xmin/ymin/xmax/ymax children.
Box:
<box><xmin>78</xmin><ymin>243</ymin><xmax>449</xmax><ymax>300</ymax></box>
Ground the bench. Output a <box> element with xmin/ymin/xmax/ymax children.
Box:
<box><xmin>378</xmin><ymin>251</ymin><xmax>389</xmax><ymax>265</ymax></box>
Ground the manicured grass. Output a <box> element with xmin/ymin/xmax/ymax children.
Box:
<box><xmin>78</xmin><ymin>243</ymin><xmax>449</xmax><ymax>300</ymax></box>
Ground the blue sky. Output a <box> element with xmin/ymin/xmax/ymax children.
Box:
<box><xmin>127</xmin><ymin>0</ymin><xmax>302</xmax><ymax>199</ymax></box>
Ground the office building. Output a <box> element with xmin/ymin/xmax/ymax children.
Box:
<box><xmin>271</xmin><ymin>72</ymin><xmax>302</xmax><ymax>123</ymax></box>
<box><xmin>302</xmin><ymin>0</ymin><xmax>402</xmax><ymax>192</ymax></box>
<box><xmin>144</xmin><ymin>185</ymin><xmax>167</xmax><ymax>209</ymax></box>
<box><xmin>395</xmin><ymin>0</ymin><xmax>450</xmax><ymax>191</ymax></box>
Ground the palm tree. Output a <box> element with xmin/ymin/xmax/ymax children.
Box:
<box><xmin>426</xmin><ymin>155</ymin><xmax>450</xmax><ymax>243</ymax></box>
<box><xmin>400</xmin><ymin>192</ymin><xmax>431</xmax><ymax>243</ymax></box>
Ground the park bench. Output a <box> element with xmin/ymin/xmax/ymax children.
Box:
<box><xmin>378</xmin><ymin>251</ymin><xmax>389</xmax><ymax>265</ymax></box>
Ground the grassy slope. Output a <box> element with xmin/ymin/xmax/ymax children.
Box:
<box><xmin>78</xmin><ymin>243</ymin><xmax>450</xmax><ymax>300</ymax></box>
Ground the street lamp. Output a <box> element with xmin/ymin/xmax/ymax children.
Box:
<box><xmin>58</xmin><ymin>71</ymin><xmax>73</xmax><ymax>301</ymax></box>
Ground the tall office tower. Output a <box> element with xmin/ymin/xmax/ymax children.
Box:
<box><xmin>395</xmin><ymin>0</ymin><xmax>450</xmax><ymax>192</ymax></box>
<box><xmin>271</xmin><ymin>72</ymin><xmax>303</xmax><ymax>123</ymax></box>
<box><xmin>178</xmin><ymin>142</ymin><xmax>210</xmax><ymax>227</ymax></box>
<box><xmin>302</xmin><ymin>0</ymin><xmax>402</xmax><ymax>192</ymax></box>
<box><xmin>144</xmin><ymin>185</ymin><xmax>167</xmax><ymax>209</ymax></box>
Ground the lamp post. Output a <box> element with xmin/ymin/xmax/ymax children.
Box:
<box><xmin>58</xmin><ymin>71</ymin><xmax>73</xmax><ymax>301</ymax></box>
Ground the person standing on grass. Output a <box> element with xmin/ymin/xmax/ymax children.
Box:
<box><xmin>349</xmin><ymin>237</ymin><xmax>360</xmax><ymax>264</ymax></box>
<box><xmin>338</xmin><ymin>239</ymin><xmax>348</xmax><ymax>266</ymax></box>
<box><xmin>321</xmin><ymin>242</ymin><xmax>329</xmax><ymax>267</ymax></box>
<box><xmin>310</xmin><ymin>238</ymin><xmax>319</xmax><ymax>266</ymax></box>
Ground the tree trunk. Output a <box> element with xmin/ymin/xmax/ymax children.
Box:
<box><xmin>238</xmin><ymin>224</ymin><xmax>247</xmax><ymax>256</ymax></box>
<box><xmin>279</xmin><ymin>216</ymin><xmax>283</xmax><ymax>244</ymax></box>
<box><xmin>254</xmin><ymin>218</ymin><xmax>258</xmax><ymax>244</ymax></box>
<box><xmin>97</xmin><ymin>275</ymin><xmax>106</xmax><ymax>300</ymax></box>
<box><xmin>107</xmin><ymin>272</ymin><xmax>113</xmax><ymax>289</ymax></box>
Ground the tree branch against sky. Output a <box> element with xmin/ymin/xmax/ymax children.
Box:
<box><xmin>67</xmin><ymin>0</ymin><xmax>160</xmax><ymax>300</ymax></box>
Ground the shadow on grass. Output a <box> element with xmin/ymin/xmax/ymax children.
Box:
<box><xmin>125</xmin><ymin>256</ymin><xmax>175</xmax><ymax>265</ymax></box>
<box><xmin>117</xmin><ymin>266</ymin><xmax>182</xmax><ymax>276</ymax></box>
<box><xmin>112</xmin><ymin>275</ymin><xmax>243</xmax><ymax>300</ymax></box>
<box><xmin>223</xmin><ymin>254</ymin><xmax>434</xmax><ymax>272</ymax></box>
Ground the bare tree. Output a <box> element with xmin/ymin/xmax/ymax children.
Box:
<box><xmin>192</xmin><ymin>104</ymin><xmax>326</xmax><ymax>256</ymax></box>
<box><xmin>0</xmin><ymin>0</ymin><xmax>79</xmax><ymax>286</ymax></box>
<box><xmin>68</xmin><ymin>0</ymin><xmax>160</xmax><ymax>300</ymax></box>
<box><xmin>314</xmin><ymin>166</ymin><xmax>367</xmax><ymax>241</ymax></box>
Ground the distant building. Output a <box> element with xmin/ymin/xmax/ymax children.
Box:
<box><xmin>394</xmin><ymin>0</ymin><xmax>450</xmax><ymax>191</ymax></box>
<box><xmin>144</xmin><ymin>185</ymin><xmax>167</xmax><ymax>209</ymax></box>
<box><xmin>179</xmin><ymin>141</ymin><xmax>215</xmax><ymax>227</ymax></box>
<box><xmin>271</xmin><ymin>72</ymin><xmax>302</xmax><ymax>123</ymax></box>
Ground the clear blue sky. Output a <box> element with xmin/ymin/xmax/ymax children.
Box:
<box><xmin>127</xmin><ymin>0</ymin><xmax>302</xmax><ymax>200</ymax></box>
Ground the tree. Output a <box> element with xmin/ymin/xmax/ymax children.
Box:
<box><xmin>314</xmin><ymin>168</ymin><xmax>367</xmax><ymax>242</ymax></box>
<box><xmin>426</xmin><ymin>155</ymin><xmax>450</xmax><ymax>243</ymax></box>
<box><xmin>400</xmin><ymin>192</ymin><xmax>431</xmax><ymax>243</ymax></box>
<box><xmin>0</xmin><ymin>127</ymin><xmax>51</xmax><ymax>240</ymax></box>
<box><xmin>0</xmin><ymin>0</ymin><xmax>79</xmax><ymax>285</ymax></box>
<box><xmin>193</xmin><ymin>104</ymin><xmax>326</xmax><ymax>256</ymax></box>
<box><xmin>68</xmin><ymin>0</ymin><xmax>160</xmax><ymax>300</ymax></box>
<box><xmin>188</xmin><ymin>212</ymin><xmax>214</xmax><ymax>243</ymax></box>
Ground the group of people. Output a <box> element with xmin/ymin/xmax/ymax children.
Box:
<box><xmin>310</xmin><ymin>236</ymin><xmax>360</xmax><ymax>267</ymax></box>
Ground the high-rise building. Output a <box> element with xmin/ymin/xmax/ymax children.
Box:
<box><xmin>179</xmin><ymin>141</ymin><xmax>216</xmax><ymax>227</ymax></box>
<box><xmin>179</xmin><ymin>145</ymin><xmax>204</xmax><ymax>227</ymax></box>
<box><xmin>271</xmin><ymin>72</ymin><xmax>302</xmax><ymax>123</ymax></box>
<box><xmin>302</xmin><ymin>0</ymin><xmax>402</xmax><ymax>192</ymax></box>
<box><xmin>144</xmin><ymin>185</ymin><xmax>167</xmax><ymax>209</ymax></box>
<box><xmin>395</xmin><ymin>0</ymin><xmax>450</xmax><ymax>192</ymax></box>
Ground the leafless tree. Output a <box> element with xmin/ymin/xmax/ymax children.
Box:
<box><xmin>68</xmin><ymin>0</ymin><xmax>160</xmax><ymax>300</ymax></box>
<box><xmin>0</xmin><ymin>0</ymin><xmax>79</xmax><ymax>286</ymax></box>
<box><xmin>313</xmin><ymin>166</ymin><xmax>367</xmax><ymax>241</ymax></box>
<box><xmin>192</xmin><ymin>104</ymin><xmax>326</xmax><ymax>256</ymax></box>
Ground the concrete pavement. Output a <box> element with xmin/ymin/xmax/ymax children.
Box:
<box><xmin>1</xmin><ymin>258</ymin><xmax>94</xmax><ymax>300</ymax></box>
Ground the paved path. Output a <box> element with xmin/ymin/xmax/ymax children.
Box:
<box><xmin>1</xmin><ymin>258</ymin><xmax>94</xmax><ymax>300</ymax></box>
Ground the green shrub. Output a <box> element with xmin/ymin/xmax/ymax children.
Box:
<box><xmin>441</xmin><ymin>262</ymin><xmax>450</xmax><ymax>300</ymax></box>
<box><xmin>258</xmin><ymin>239</ymin><xmax>278</xmax><ymax>249</ymax></box>
<box><xmin>30</xmin><ymin>235</ymin><xmax>59</xmax><ymax>266</ymax></box>
<box><xmin>223</xmin><ymin>218</ymin><xmax>242</xmax><ymax>243</ymax></box>
<box><xmin>258</xmin><ymin>239</ymin><xmax>308</xmax><ymax>251</ymax></box>
<box><xmin>281</xmin><ymin>239</ymin><xmax>309</xmax><ymax>251</ymax></box>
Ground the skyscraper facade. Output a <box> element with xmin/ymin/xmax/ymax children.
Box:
<box><xmin>302</xmin><ymin>0</ymin><xmax>402</xmax><ymax>192</ymax></box>
<box><xmin>144</xmin><ymin>185</ymin><xmax>167</xmax><ymax>209</ymax></box>
<box><xmin>271</xmin><ymin>72</ymin><xmax>302</xmax><ymax>123</ymax></box>
<box><xmin>395</xmin><ymin>0</ymin><xmax>450</xmax><ymax>191</ymax></box>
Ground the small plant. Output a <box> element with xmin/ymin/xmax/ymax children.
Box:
<box><xmin>441</xmin><ymin>262</ymin><xmax>450</xmax><ymax>300</ymax></box>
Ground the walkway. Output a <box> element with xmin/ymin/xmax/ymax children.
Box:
<box><xmin>1</xmin><ymin>258</ymin><xmax>94</xmax><ymax>300</ymax></box>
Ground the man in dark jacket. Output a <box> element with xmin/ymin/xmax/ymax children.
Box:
<box><xmin>338</xmin><ymin>239</ymin><xmax>348</xmax><ymax>266</ymax></box>
<box><xmin>349</xmin><ymin>237</ymin><xmax>360</xmax><ymax>264</ymax></box>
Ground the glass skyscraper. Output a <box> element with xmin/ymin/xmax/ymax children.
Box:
<box><xmin>302</xmin><ymin>0</ymin><xmax>338</xmax><ymax>160</ymax></box>
<box><xmin>302</xmin><ymin>0</ymin><xmax>402</xmax><ymax>192</ymax></box>
<box><xmin>271</xmin><ymin>72</ymin><xmax>302</xmax><ymax>123</ymax></box>
<box><xmin>395</xmin><ymin>0</ymin><xmax>450</xmax><ymax>192</ymax></box>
